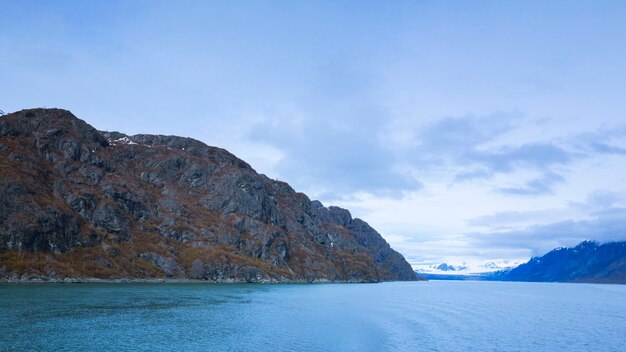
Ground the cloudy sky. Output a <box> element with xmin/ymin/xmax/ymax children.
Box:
<box><xmin>2</xmin><ymin>1</ymin><xmax>626</xmax><ymax>267</ymax></box>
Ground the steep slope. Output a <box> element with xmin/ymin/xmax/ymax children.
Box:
<box><xmin>493</xmin><ymin>241</ymin><xmax>626</xmax><ymax>284</ymax></box>
<box><xmin>0</xmin><ymin>108</ymin><xmax>416</xmax><ymax>282</ymax></box>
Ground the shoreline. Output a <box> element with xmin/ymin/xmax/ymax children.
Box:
<box><xmin>0</xmin><ymin>277</ymin><xmax>421</xmax><ymax>284</ymax></box>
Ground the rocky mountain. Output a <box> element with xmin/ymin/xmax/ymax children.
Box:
<box><xmin>0</xmin><ymin>108</ymin><xmax>416</xmax><ymax>282</ymax></box>
<box><xmin>492</xmin><ymin>241</ymin><xmax>626</xmax><ymax>284</ymax></box>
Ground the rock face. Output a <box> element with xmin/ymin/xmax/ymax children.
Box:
<box><xmin>493</xmin><ymin>241</ymin><xmax>626</xmax><ymax>284</ymax></box>
<box><xmin>0</xmin><ymin>108</ymin><xmax>416</xmax><ymax>282</ymax></box>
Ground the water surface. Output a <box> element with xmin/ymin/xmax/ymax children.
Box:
<box><xmin>1</xmin><ymin>281</ymin><xmax>624</xmax><ymax>351</ymax></box>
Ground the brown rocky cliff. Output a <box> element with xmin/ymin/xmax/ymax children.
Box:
<box><xmin>0</xmin><ymin>108</ymin><xmax>416</xmax><ymax>282</ymax></box>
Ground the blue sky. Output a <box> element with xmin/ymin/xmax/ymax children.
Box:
<box><xmin>2</xmin><ymin>1</ymin><xmax>626</xmax><ymax>267</ymax></box>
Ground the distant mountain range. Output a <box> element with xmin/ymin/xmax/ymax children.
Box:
<box><xmin>416</xmin><ymin>241</ymin><xmax>626</xmax><ymax>284</ymax></box>
<box><xmin>493</xmin><ymin>241</ymin><xmax>626</xmax><ymax>284</ymax></box>
<box><xmin>415</xmin><ymin>260</ymin><xmax>523</xmax><ymax>276</ymax></box>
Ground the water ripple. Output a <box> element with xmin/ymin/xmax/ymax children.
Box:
<box><xmin>1</xmin><ymin>281</ymin><xmax>625</xmax><ymax>351</ymax></box>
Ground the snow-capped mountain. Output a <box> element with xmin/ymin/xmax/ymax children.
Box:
<box><xmin>492</xmin><ymin>241</ymin><xmax>626</xmax><ymax>283</ymax></box>
<box><xmin>433</xmin><ymin>263</ymin><xmax>468</xmax><ymax>272</ymax></box>
<box><xmin>415</xmin><ymin>259</ymin><xmax>526</xmax><ymax>275</ymax></box>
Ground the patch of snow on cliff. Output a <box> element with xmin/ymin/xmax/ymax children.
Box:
<box><xmin>110</xmin><ymin>137</ymin><xmax>137</xmax><ymax>145</ymax></box>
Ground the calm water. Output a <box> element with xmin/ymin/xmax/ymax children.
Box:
<box><xmin>1</xmin><ymin>281</ymin><xmax>625</xmax><ymax>351</ymax></box>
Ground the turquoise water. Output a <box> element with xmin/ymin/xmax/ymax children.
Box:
<box><xmin>1</xmin><ymin>281</ymin><xmax>625</xmax><ymax>351</ymax></box>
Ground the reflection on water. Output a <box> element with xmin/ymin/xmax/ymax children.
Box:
<box><xmin>1</xmin><ymin>281</ymin><xmax>625</xmax><ymax>351</ymax></box>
